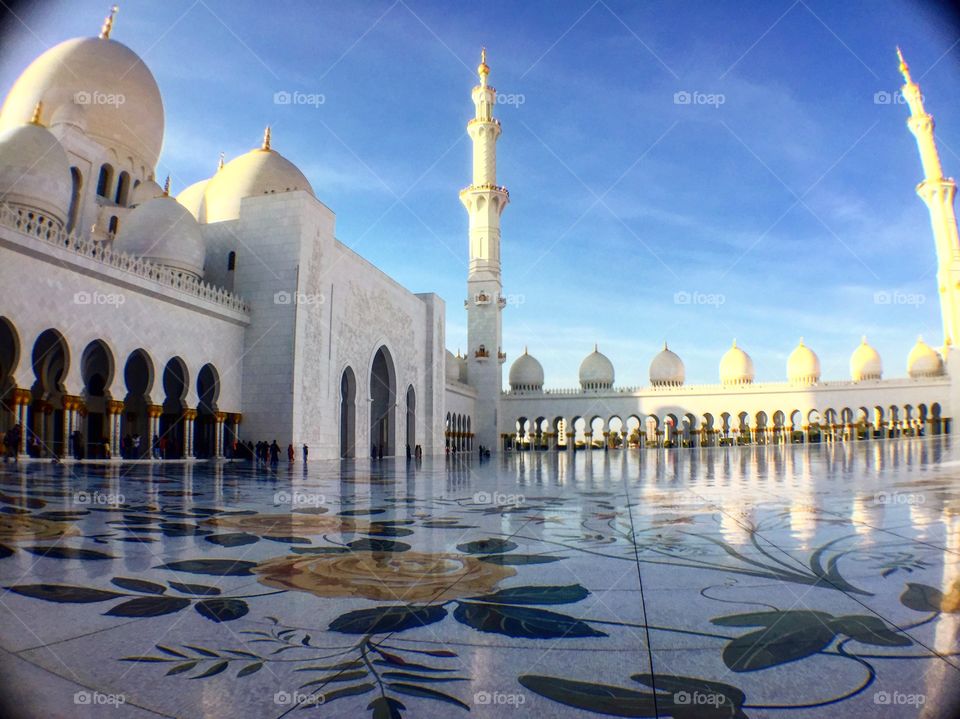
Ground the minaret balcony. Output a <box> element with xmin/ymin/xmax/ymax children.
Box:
<box><xmin>473</xmin><ymin>291</ymin><xmax>492</xmax><ymax>305</ymax></box>
<box><xmin>498</xmin><ymin>350</ymin><xmax>507</xmax><ymax>364</ymax></box>
<box><xmin>468</xmin><ymin>117</ymin><xmax>501</xmax><ymax>129</ymax></box>
<box><xmin>475</xmin><ymin>346</ymin><xmax>491</xmax><ymax>360</ymax></box>
<box><xmin>459</xmin><ymin>184</ymin><xmax>509</xmax><ymax>198</ymax></box>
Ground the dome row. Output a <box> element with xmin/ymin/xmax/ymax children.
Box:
<box><xmin>504</xmin><ymin>337</ymin><xmax>945</xmax><ymax>391</ymax></box>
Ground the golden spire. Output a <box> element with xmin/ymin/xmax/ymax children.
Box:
<box><xmin>162</xmin><ymin>175</ymin><xmax>171</xmax><ymax>196</ymax></box>
<box><xmin>261</xmin><ymin>125</ymin><xmax>271</xmax><ymax>151</ymax></box>
<box><xmin>218</xmin><ymin>151</ymin><xmax>225</xmax><ymax>171</ymax></box>
<box><xmin>99</xmin><ymin>4</ymin><xmax>119</xmax><ymax>40</ymax></box>
<box><xmin>896</xmin><ymin>46</ymin><xmax>913</xmax><ymax>85</ymax></box>
<box><xmin>29</xmin><ymin>101</ymin><xmax>43</xmax><ymax>125</ymax></box>
<box><xmin>478</xmin><ymin>47</ymin><xmax>490</xmax><ymax>86</ymax></box>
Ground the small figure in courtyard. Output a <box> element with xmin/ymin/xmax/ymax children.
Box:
<box><xmin>269</xmin><ymin>440</ymin><xmax>280</xmax><ymax>467</ymax></box>
<box><xmin>302</xmin><ymin>444</ymin><xmax>308</xmax><ymax>462</ymax></box>
<box><xmin>287</xmin><ymin>443</ymin><xmax>295</xmax><ymax>463</ymax></box>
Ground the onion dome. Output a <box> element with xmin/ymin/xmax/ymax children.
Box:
<box><xmin>850</xmin><ymin>336</ymin><xmax>882</xmax><ymax>381</ymax></box>
<box><xmin>0</xmin><ymin>104</ymin><xmax>72</xmax><ymax>228</ymax></box>
<box><xmin>579</xmin><ymin>344</ymin><xmax>614</xmax><ymax>390</ymax></box>
<box><xmin>907</xmin><ymin>336</ymin><xmax>943</xmax><ymax>378</ymax></box>
<box><xmin>445</xmin><ymin>350</ymin><xmax>459</xmax><ymax>382</ymax></box>
<box><xmin>129</xmin><ymin>177</ymin><xmax>164</xmax><ymax>207</ymax></box>
<box><xmin>0</xmin><ymin>25</ymin><xmax>165</xmax><ymax>171</ymax></box>
<box><xmin>787</xmin><ymin>338</ymin><xmax>821</xmax><ymax>385</ymax></box>
<box><xmin>720</xmin><ymin>340</ymin><xmax>755</xmax><ymax>386</ymax></box>
<box><xmin>649</xmin><ymin>342</ymin><xmax>684</xmax><ymax>387</ymax></box>
<box><xmin>509</xmin><ymin>347</ymin><xmax>544</xmax><ymax>391</ymax></box>
<box><xmin>202</xmin><ymin>127</ymin><xmax>313</xmax><ymax>223</ymax></box>
<box><xmin>113</xmin><ymin>191</ymin><xmax>205</xmax><ymax>279</ymax></box>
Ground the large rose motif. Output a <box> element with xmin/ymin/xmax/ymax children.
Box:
<box><xmin>204</xmin><ymin>513</ymin><xmax>370</xmax><ymax>537</ymax></box>
<box><xmin>0</xmin><ymin>515</ymin><xmax>79</xmax><ymax>542</ymax></box>
<box><xmin>254</xmin><ymin>551</ymin><xmax>516</xmax><ymax>602</ymax></box>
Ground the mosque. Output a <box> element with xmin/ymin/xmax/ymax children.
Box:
<box><xmin>0</xmin><ymin>8</ymin><xmax>956</xmax><ymax>461</ymax></box>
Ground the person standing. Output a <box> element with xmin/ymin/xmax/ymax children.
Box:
<box><xmin>302</xmin><ymin>444</ymin><xmax>308</xmax><ymax>462</ymax></box>
<box><xmin>269</xmin><ymin>440</ymin><xmax>280</xmax><ymax>467</ymax></box>
<box><xmin>287</xmin><ymin>443</ymin><xmax>295</xmax><ymax>463</ymax></box>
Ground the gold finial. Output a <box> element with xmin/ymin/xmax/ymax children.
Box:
<box><xmin>29</xmin><ymin>101</ymin><xmax>43</xmax><ymax>125</ymax></box>
<box><xmin>861</xmin><ymin>335</ymin><xmax>868</xmax><ymax>344</ymax></box>
<box><xmin>798</xmin><ymin>336</ymin><xmax>804</xmax><ymax>346</ymax></box>
<box><xmin>732</xmin><ymin>338</ymin><xmax>737</xmax><ymax>348</ymax></box>
<box><xmin>99</xmin><ymin>5</ymin><xmax>119</xmax><ymax>40</ymax></box>
<box><xmin>663</xmin><ymin>341</ymin><xmax>668</xmax><ymax>350</ymax></box>
<box><xmin>523</xmin><ymin>345</ymin><xmax>528</xmax><ymax>354</ymax></box>
<box><xmin>162</xmin><ymin>175</ymin><xmax>170</xmax><ymax>196</ymax></box>
<box><xmin>593</xmin><ymin>343</ymin><xmax>598</xmax><ymax>352</ymax></box>
<box><xmin>218</xmin><ymin>151</ymin><xmax>225</xmax><ymax>171</ymax></box>
<box><xmin>896</xmin><ymin>46</ymin><xmax>913</xmax><ymax>84</ymax></box>
<box><xmin>478</xmin><ymin>47</ymin><xmax>490</xmax><ymax>85</ymax></box>
<box><xmin>261</xmin><ymin>125</ymin><xmax>271</xmax><ymax>151</ymax></box>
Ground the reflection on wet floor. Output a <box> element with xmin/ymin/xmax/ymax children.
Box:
<box><xmin>0</xmin><ymin>438</ymin><xmax>958</xmax><ymax>718</ymax></box>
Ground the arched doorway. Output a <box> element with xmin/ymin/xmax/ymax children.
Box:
<box><xmin>194</xmin><ymin>364</ymin><xmax>220</xmax><ymax>458</ymax></box>
<box><xmin>369</xmin><ymin>347</ymin><xmax>396</xmax><ymax>457</ymax></box>
<box><xmin>405</xmin><ymin>385</ymin><xmax>416</xmax><ymax>454</ymax></box>
<box><xmin>30</xmin><ymin>329</ymin><xmax>69</xmax><ymax>457</ymax></box>
<box><xmin>0</xmin><ymin>318</ymin><xmax>20</xmax><ymax>436</ymax></box>
<box><xmin>80</xmin><ymin>340</ymin><xmax>114</xmax><ymax>459</ymax></box>
<box><xmin>122</xmin><ymin>349</ymin><xmax>154</xmax><ymax>456</ymax></box>
<box><xmin>340</xmin><ymin>367</ymin><xmax>356</xmax><ymax>458</ymax></box>
<box><xmin>161</xmin><ymin>358</ymin><xmax>188</xmax><ymax>459</ymax></box>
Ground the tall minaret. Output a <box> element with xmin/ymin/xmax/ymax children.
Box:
<box><xmin>898</xmin><ymin>48</ymin><xmax>960</xmax><ymax>349</ymax></box>
<box><xmin>461</xmin><ymin>49</ymin><xmax>509</xmax><ymax>450</ymax></box>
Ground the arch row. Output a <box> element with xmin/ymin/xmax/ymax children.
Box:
<box><xmin>0</xmin><ymin>318</ymin><xmax>238</xmax><ymax>459</ymax></box>
<box><xmin>444</xmin><ymin>412</ymin><xmax>474</xmax><ymax>453</ymax></box>
<box><xmin>501</xmin><ymin>404</ymin><xmax>948</xmax><ymax>451</ymax></box>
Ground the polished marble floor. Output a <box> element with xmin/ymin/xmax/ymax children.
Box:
<box><xmin>0</xmin><ymin>438</ymin><xmax>959</xmax><ymax>718</ymax></box>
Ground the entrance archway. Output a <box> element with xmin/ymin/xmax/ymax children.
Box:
<box><xmin>80</xmin><ymin>340</ymin><xmax>114</xmax><ymax>458</ymax></box>
<box><xmin>194</xmin><ymin>364</ymin><xmax>219</xmax><ymax>458</ymax></box>
<box><xmin>405</xmin><ymin>385</ymin><xmax>416</xmax><ymax>454</ymax></box>
<box><xmin>122</xmin><ymin>349</ymin><xmax>154</xmax><ymax>455</ymax></box>
<box><xmin>161</xmin><ymin>357</ymin><xmax>188</xmax><ymax>459</ymax></box>
<box><xmin>339</xmin><ymin>367</ymin><xmax>356</xmax><ymax>458</ymax></box>
<box><xmin>0</xmin><ymin>318</ymin><xmax>20</xmax><ymax>436</ymax></box>
<box><xmin>369</xmin><ymin>347</ymin><xmax>396</xmax><ymax>457</ymax></box>
<box><xmin>30</xmin><ymin>329</ymin><xmax>69</xmax><ymax>456</ymax></box>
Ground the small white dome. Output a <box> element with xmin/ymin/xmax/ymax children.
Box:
<box><xmin>445</xmin><ymin>350</ymin><xmax>459</xmax><ymax>382</ymax></box>
<box><xmin>0</xmin><ymin>36</ymin><xmax>165</xmax><ymax>170</ymax></box>
<box><xmin>579</xmin><ymin>345</ymin><xmax>614</xmax><ymax>390</ymax></box>
<box><xmin>113</xmin><ymin>195</ymin><xmax>205</xmax><ymax>278</ymax></box>
<box><xmin>850</xmin><ymin>336</ymin><xmax>882</xmax><ymax>381</ymax></box>
<box><xmin>907</xmin><ymin>336</ymin><xmax>943</xmax><ymax>378</ymax></box>
<box><xmin>509</xmin><ymin>348</ymin><xmax>544</xmax><ymax>391</ymax></box>
<box><xmin>787</xmin><ymin>338</ymin><xmax>820</xmax><ymax>385</ymax></box>
<box><xmin>649</xmin><ymin>343</ymin><xmax>684</xmax><ymax>386</ymax></box>
<box><xmin>720</xmin><ymin>340</ymin><xmax>754</xmax><ymax>385</ymax></box>
<box><xmin>129</xmin><ymin>177</ymin><xmax>164</xmax><ymax>207</ymax></box>
<box><xmin>202</xmin><ymin>130</ymin><xmax>313</xmax><ymax>223</ymax></box>
<box><xmin>0</xmin><ymin>112</ymin><xmax>72</xmax><ymax>227</ymax></box>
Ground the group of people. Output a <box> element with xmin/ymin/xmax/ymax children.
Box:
<box><xmin>2</xmin><ymin>423</ymin><xmax>22</xmax><ymax>461</ymax></box>
<box><xmin>405</xmin><ymin>444</ymin><xmax>424</xmax><ymax>460</ymax></box>
<box><xmin>230</xmin><ymin>440</ymin><xmax>309</xmax><ymax>467</ymax></box>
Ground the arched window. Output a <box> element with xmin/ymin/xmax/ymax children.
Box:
<box><xmin>66</xmin><ymin>167</ymin><xmax>82</xmax><ymax>233</ymax></box>
<box><xmin>115</xmin><ymin>171</ymin><xmax>130</xmax><ymax>205</ymax></box>
<box><xmin>96</xmin><ymin>164</ymin><xmax>114</xmax><ymax>198</ymax></box>
<box><xmin>108</xmin><ymin>216</ymin><xmax>118</xmax><ymax>236</ymax></box>
<box><xmin>227</xmin><ymin>251</ymin><xmax>236</xmax><ymax>271</ymax></box>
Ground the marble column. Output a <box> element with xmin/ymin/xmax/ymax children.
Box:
<box><xmin>106</xmin><ymin>400</ymin><xmax>124</xmax><ymax>458</ymax></box>
<box><xmin>183</xmin><ymin>408</ymin><xmax>197</xmax><ymax>458</ymax></box>
<box><xmin>147</xmin><ymin>404</ymin><xmax>163</xmax><ymax>457</ymax></box>
<box><xmin>214</xmin><ymin>411</ymin><xmax>227</xmax><ymax>458</ymax></box>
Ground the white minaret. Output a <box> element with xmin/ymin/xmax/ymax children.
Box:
<box><xmin>898</xmin><ymin>48</ymin><xmax>960</xmax><ymax>349</ymax></box>
<box><xmin>461</xmin><ymin>49</ymin><xmax>508</xmax><ymax>451</ymax></box>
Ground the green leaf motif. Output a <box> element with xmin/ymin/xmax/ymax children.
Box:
<box><xmin>168</xmin><ymin>581</ymin><xmax>221</xmax><ymax>596</ymax></box>
<box><xmin>299</xmin><ymin>670</ymin><xmax>369</xmax><ymax>688</ymax></box>
<box><xmin>519</xmin><ymin>675</ymin><xmax>658</xmax><ymax>716</ymax></box>
<box><xmin>191</xmin><ymin>661</ymin><xmax>229</xmax><ymax>679</ymax></box>
<box><xmin>632</xmin><ymin>674</ymin><xmax>748</xmax><ymax>719</ymax></box>
<box><xmin>25</xmin><ymin>546</ymin><xmax>114</xmax><ymax>561</ymax></box>
<box><xmin>111</xmin><ymin>577</ymin><xmax>166</xmax><ymax>595</ymax></box>
<box><xmin>204</xmin><ymin>533</ymin><xmax>259</xmax><ymax>547</ymax></box>
<box><xmin>329</xmin><ymin>604</ymin><xmax>447</xmax><ymax>635</ymax></box>
<box><xmin>457</xmin><ymin>538</ymin><xmax>518</xmax><ymax>554</ymax></box>
<box><xmin>195</xmin><ymin>598</ymin><xmax>249</xmax><ymax>623</ymax></box>
<box><xmin>347</xmin><ymin>538</ymin><xmax>411</xmax><ymax>553</ymax></box>
<box><xmin>722</xmin><ymin>621</ymin><xmax>835</xmax><ymax>672</ymax></box>
<box><xmin>454</xmin><ymin>602</ymin><xmax>606</xmax><ymax>639</ymax></box>
<box><xmin>468</xmin><ymin>584</ymin><xmax>589</xmax><ymax>606</ymax></box>
<box><xmin>478</xmin><ymin>554</ymin><xmax>564</xmax><ymax>565</ymax></box>
<box><xmin>237</xmin><ymin>662</ymin><xmax>262</xmax><ymax>677</ymax></box>
<box><xmin>368</xmin><ymin>696</ymin><xmax>406</xmax><ymax>719</ymax></box>
<box><xmin>5</xmin><ymin>584</ymin><xmax>124</xmax><ymax>603</ymax></box>
<box><xmin>155</xmin><ymin>559</ymin><xmax>257</xmax><ymax>576</ymax></box>
<box><xmin>900</xmin><ymin>583</ymin><xmax>953</xmax><ymax>613</ymax></box>
<box><xmin>828</xmin><ymin>615</ymin><xmax>911</xmax><ymax>647</ymax></box>
<box><xmin>105</xmin><ymin>596</ymin><xmax>191</xmax><ymax>618</ymax></box>
<box><xmin>387</xmin><ymin>683</ymin><xmax>470</xmax><ymax>710</ymax></box>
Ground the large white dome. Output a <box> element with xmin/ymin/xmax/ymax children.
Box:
<box><xmin>649</xmin><ymin>343</ymin><xmax>684</xmax><ymax>386</ymax></box>
<box><xmin>787</xmin><ymin>338</ymin><xmax>820</xmax><ymax>385</ymax></box>
<box><xmin>202</xmin><ymin>130</ymin><xmax>313</xmax><ymax>223</ymax></box>
<box><xmin>850</xmin><ymin>337</ymin><xmax>882</xmax><ymax>381</ymax></box>
<box><xmin>579</xmin><ymin>345</ymin><xmax>614</xmax><ymax>390</ymax></box>
<box><xmin>907</xmin><ymin>336</ymin><xmax>943</xmax><ymax>378</ymax></box>
<box><xmin>176</xmin><ymin>178</ymin><xmax>210</xmax><ymax>221</ymax></box>
<box><xmin>0</xmin><ymin>111</ymin><xmax>72</xmax><ymax>227</ymax></box>
<box><xmin>113</xmin><ymin>194</ymin><xmax>205</xmax><ymax>278</ymax></box>
<box><xmin>509</xmin><ymin>348</ymin><xmax>544</xmax><ymax>391</ymax></box>
<box><xmin>0</xmin><ymin>36</ymin><xmax>164</xmax><ymax>171</ymax></box>
<box><xmin>720</xmin><ymin>340</ymin><xmax>754</xmax><ymax>385</ymax></box>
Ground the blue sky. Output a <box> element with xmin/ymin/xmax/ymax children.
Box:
<box><xmin>3</xmin><ymin>0</ymin><xmax>959</xmax><ymax>388</ymax></box>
